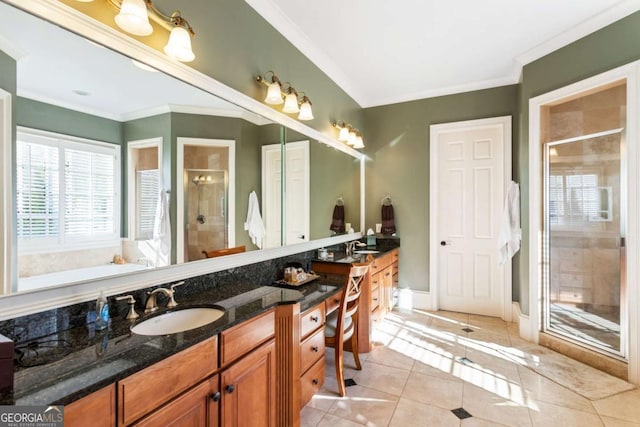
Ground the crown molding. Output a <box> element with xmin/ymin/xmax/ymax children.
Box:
<box><xmin>515</xmin><ymin>0</ymin><xmax>640</xmax><ymax>68</ymax></box>
<box><xmin>245</xmin><ymin>0</ymin><xmax>366</xmax><ymax>108</ymax></box>
<box><xmin>247</xmin><ymin>0</ymin><xmax>640</xmax><ymax>108</ymax></box>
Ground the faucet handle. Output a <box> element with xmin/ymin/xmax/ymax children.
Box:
<box><xmin>116</xmin><ymin>295</ymin><xmax>139</xmax><ymax>320</ymax></box>
<box><xmin>167</xmin><ymin>281</ymin><xmax>185</xmax><ymax>308</ymax></box>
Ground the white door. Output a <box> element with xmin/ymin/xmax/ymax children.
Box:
<box><xmin>262</xmin><ymin>144</ymin><xmax>283</xmax><ymax>248</ymax></box>
<box><xmin>430</xmin><ymin>117</ymin><xmax>511</xmax><ymax>318</ymax></box>
<box><xmin>284</xmin><ymin>141</ymin><xmax>309</xmax><ymax>245</ymax></box>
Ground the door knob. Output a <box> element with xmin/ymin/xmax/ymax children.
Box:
<box><xmin>440</xmin><ymin>240</ymin><xmax>452</xmax><ymax>246</ymax></box>
<box><xmin>210</xmin><ymin>392</ymin><xmax>221</xmax><ymax>402</ymax></box>
<box><xmin>225</xmin><ymin>384</ymin><xmax>235</xmax><ymax>394</ymax></box>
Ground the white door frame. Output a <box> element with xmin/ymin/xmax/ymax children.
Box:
<box><xmin>0</xmin><ymin>88</ymin><xmax>13</xmax><ymax>295</ymax></box>
<box><xmin>429</xmin><ymin>116</ymin><xmax>512</xmax><ymax>321</ymax></box>
<box><xmin>529</xmin><ymin>62</ymin><xmax>640</xmax><ymax>385</ymax></box>
<box><xmin>127</xmin><ymin>137</ymin><xmax>163</xmax><ymax>241</ymax></box>
<box><xmin>177</xmin><ymin>137</ymin><xmax>236</xmax><ymax>264</ymax></box>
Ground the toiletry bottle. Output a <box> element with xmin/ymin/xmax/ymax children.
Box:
<box><xmin>95</xmin><ymin>290</ymin><xmax>109</xmax><ymax>331</ymax></box>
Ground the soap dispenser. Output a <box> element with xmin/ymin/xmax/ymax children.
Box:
<box><xmin>95</xmin><ymin>290</ymin><xmax>110</xmax><ymax>331</ymax></box>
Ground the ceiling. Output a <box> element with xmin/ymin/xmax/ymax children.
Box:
<box><xmin>0</xmin><ymin>2</ymin><xmax>266</xmax><ymax>124</ymax></box>
<box><xmin>246</xmin><ymin>0</ymin><xmax>640</xmax><ymax>108</ymax></box>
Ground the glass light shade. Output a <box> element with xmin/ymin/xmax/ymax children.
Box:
<box><xmin>549</xmin><ymin>147</ymin><xmax>558</xmax><ymax>156</ymax></box>
<box><xmin>264</xmin><ymin>81</ymin><xmax>283</xmax><ymax>105</ymax></box>
<box><xmin>283</xmin><ymin>92</ymin><xmax>300</xmax><ymax>114</ymax></box>
<box><xmin>338</xmin><ymin>126</ymin><xmax>349</xmax><ymax>141</ymax></box>
<box><xmin>298</xmin><ymin>100</ymin><xmax>314</xmax><ymax>120</ymax></box>
<box><xmin>354</xmin><ymin>135</ymin><xmax>365</xmax><ymax>149</ymax></box>
<box><xmin>347</xmin><ymin>130</ymin><xmax>357</xmax><ymax>146</ymax></box>
<box><xmin>164</xmin><ymin>27</ymin><xmax>195</xmax><ymax>62</ymax></box>
<box><xmin>115</xmin><ymin>0</ymin><xmax>153</xmax><ymax>36</ymax></box>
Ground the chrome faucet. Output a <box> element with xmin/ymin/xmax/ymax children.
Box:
<box><xmin>144</xmin><ymin>281</ymin><xmax>184</xmax><ymax>314</ymax></box>
<box><xmin>345</xmin><ymin>241</ymin><xmax>356</xmax><ymax>257</ymax></box>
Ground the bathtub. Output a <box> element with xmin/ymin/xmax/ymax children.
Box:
<box><xmin>18</xmin><ymin>263</ymin><xmax>149</xmax><ymax>292</ymax></box>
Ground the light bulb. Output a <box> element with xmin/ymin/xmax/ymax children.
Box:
<box><xmin>283</xmin><ymin>92</ymin><xmax>300</xmax><ymax>114</ymax></box>
<box><xmin>347</xmin><ymin>130</ymin><xmax>357</xmax><ymax>146</ymax></box>
<box><xmin>264</xmin><ymin>81</ymin><xmax>283</xmax><ymax>105</ymax></box>
<box><xmin>298</xmin><ymin>98</ymin><xmax>314</xmax><ymax>120</ymax></box>
<box><xmin>164</xmin><ymin>26</ymin><xmax>195</xmax><ymax>62</ymax></box>
<box><xmin>338</xmin><ymin>126</ymin><xmax>349</xmax><ymax>141</ymax></box>
<box><xmin>115</xmin><ymin>0</ymin><xmax>153</xmax><ymax>36</ymax></box>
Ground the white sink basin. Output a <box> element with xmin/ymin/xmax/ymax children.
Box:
<box><xmin>131</xmin><ymin>307</ymin><xmax>225</xmax><ymax>336</ymax></box>
<box><xmin>354</xmin><ymin>250</ymin><xmax>380</xmax><ymax>254</ymax></box>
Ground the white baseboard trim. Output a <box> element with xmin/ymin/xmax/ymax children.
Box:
<box><xmin>513</xmin><ymin>302</ymin><xmax>537</xmax><ymax>343</ymax></box>
<box><xmin>397</xmin><ymin>288</ymin><xmax>432</xmax><ymax>311</ymax></box>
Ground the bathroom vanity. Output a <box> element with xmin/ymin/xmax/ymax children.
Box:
<box><xmin>312</xmin><ymin>243</ymin><xmax>400</xmax><ymax>353</ymax></box>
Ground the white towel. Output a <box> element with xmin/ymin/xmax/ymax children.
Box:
<box><xmin>153</xmin><ymin>189</ymin><xmax>171</xmax><ymax>266</ymax></box>
<box><xmin>244</xmin><ymin>191</ymin><xmax>265</xmax><ymax>249</ymax></box>
<box><xmin>498</xmin><ymin>180</ymin><xmax>521</xmax><ymax>265</ymax></box>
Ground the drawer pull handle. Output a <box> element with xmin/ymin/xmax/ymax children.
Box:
<box><xmin>373</xmin><ymin>298</ymin><xmax>378</xmax><ymax>301</ymax></box>
<box><xmin>225</xmin><ymin>384</ymin><xmax>235</xmax><ymax>394</ymax></box>
<box><xmin>210</xmin><ymin>392</ymin><xmax>221</xmax><ymax>402</ymax></box>
<box><xmin>385</xmin><ymin>272</ymin><xmax>391</xmax><ymax>277</ymax></box>
<box><xmin>312</xmin><ymin>379</ymin><xmax>319</xmax><ymax>385</ymax></box>
<box><xmin>310</xmin><ymin>316</ymin><xmax>319</xmax><ymax>322</ymax></box>
<box><xmin>312</xmin><ymin>346</ymin><xmax>319</xmax><ymax>352</ymax></box>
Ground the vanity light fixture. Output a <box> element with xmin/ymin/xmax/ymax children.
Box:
<box><xmin>332</xmin><ymin>121</ymin><xmax>365</xmax><ymax>149</ymax></box>
<box><xmin>256</xmin><ymin>71</ymin><xmax>315</xmax><ymax>120</ymax></box>
<box><xmin>93</xmin><ymin>0</ymin><xmax>196</xmax><ymax>62</ymax></box>
<box><xmin>298</xmin><ymin>96</ymin><xmax>314</xmax><ymax>121</ymax></box>
<box><xmin>282</xmin><ymin>87</ymin><xmax>300</xmax><ymax>114</ymax></box>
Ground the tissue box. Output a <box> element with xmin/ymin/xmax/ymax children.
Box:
<box><xmin>367</xmin><ymin>235</ymin><xmax>377</xmax><ymax>246</ymax></box>
<box><xmin>0</xmin><ymin>334</ymin><xmax>13</xmax><ymax>393</ymax></box>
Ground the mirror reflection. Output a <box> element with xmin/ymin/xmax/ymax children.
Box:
<box><xmin>0</xmin><ymin>2</ymin><xmax>281</xmax><ymax>294</ymax></box>
<box><xmin>0</xmin><ymin>2</ymin><xmax>361</xmax><ymax>300</ymax></box>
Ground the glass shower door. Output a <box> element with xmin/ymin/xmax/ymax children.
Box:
<box><xmin>544</xmin><ymin>129</ymin><xmax>624</xmax><ymax>356</ymax></box>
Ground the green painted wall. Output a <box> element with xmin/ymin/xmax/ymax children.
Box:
<box><xmin>16</xmin><ymin>97</ymin><xmax>122</xmax><ymax>143</ymax></box>
<box><xmin>516</xmin><ymin>11</ymin><xmax>640</xmax><ymax>315</ymax></box>
<box><xmin>309</xmin><ymin>142</ymin><xmax>360</xmax><ymax>240</ymax></box>
<box><xmin>363</xmin><ymin>85</ymin><xmax>519</xmax><ymax>295</ymax></box>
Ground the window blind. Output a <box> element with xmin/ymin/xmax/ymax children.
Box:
<box><xmin>16</xmin><ymin>129</ymin><xmax>119</xmax><ymax>250</ymax></box>
<box><xmin>136</xmin><ymin>169</ymin><xmax>159</xmax><ymax>240</ymax></box>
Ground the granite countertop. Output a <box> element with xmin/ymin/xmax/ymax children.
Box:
<box><xmin>2</xmin><ymin>276</ymin><xmax>343</xmax><ymax>406</ymax></box>
<box><xmin>311</xmin><ymin>240</ymin><xmax>400</xmax><ymax>265</ymax></box>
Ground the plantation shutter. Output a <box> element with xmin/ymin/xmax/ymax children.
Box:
<box><xmin>136</xmin><ymin>169</ymin><xmax>159</xmax><ymax>240</ymax></box>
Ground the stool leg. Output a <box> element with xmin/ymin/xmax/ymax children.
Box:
<box><xmin>351</xmin><ymin>332</ymin><xmax>362</xmax><ymax>370</ymax></box>
<box><xmin>335</xmin><ymin>344</ymin><xmax>347</xmax><ymax>397</ymax></box>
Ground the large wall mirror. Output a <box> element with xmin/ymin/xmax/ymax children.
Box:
<box><xmin>0</xmin><ymin>0</ymin><xmax>363</xmax><ymax>310</ymax></box>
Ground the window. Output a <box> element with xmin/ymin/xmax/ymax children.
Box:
<box><xmin>548</xmin><ymin>169</ymin><xmax>611</xmax><ymax>228</ymax></box>
<box><xmin>16</xmin><ymin>128</ymin><xmax>120</xmax><ymax>252</ymax></box>
<box><xmin>135</xmin><ymin>169</ymin><xmax>159</xmax><ymax>240</ymax></box>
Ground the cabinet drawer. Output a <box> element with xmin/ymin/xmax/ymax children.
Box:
<box><xmin>325</xmin><ymin>295</ymin><xmax>341</xmax><ymax>316</ymax></box>
<box><xmin>300</xmin><ymin>328</ymin><xmax>325</xmax><ymax>374</ymax></box>
<box><xmin>133</xmin><ymin>376</ymin><xmax>217</xmax><ymax>427</ymax></box>
<box><xmin>300</xmin><ymin>304</ymin><xmax>325</xmax><ymax>340</ymax></box>
<box><xmin>371</xmin><ymin>285</ymin><xmax>380</xmax><ymax>312</ymax></box>
<box><xmin>118</xmin><ymin>336</ymin><xmax>217</xmax><ymax>426</ymax></box>
<box><xmin>300</xmin><ymin>357</ymin><xmax>325</xmax><ymax>409</ymax></box>
<box><xmin>221</xmin><ymin>309</ymin><xmax>275</xmax><ymax>366</ymax></box>
<box><xmin>66</xmin><ymin>384</ymin><xmax>115</xmax><ymax>427</ymax></box>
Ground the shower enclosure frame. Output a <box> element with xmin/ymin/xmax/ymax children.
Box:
<box><xmin>528</xmin><ymin>62</ymin><xmax>640</xmax><ymax>386</ymax></box>
<box><xmin>542</xmin><ymin>128</ymin><xmax>627</xmax><ymax>359</ymax></box>
<box><xmin>176</xmin><ymin>137</ymin><xmax>236</xmax><ymax>264</ymax></box>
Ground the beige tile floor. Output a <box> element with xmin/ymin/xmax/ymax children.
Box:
<box><xmin>301</xmin><ymin>309</ymin><xmax>640</xmax><ymax>427</ymax></box>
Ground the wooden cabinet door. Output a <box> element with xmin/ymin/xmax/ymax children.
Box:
<box><xmin>65</xmin><ymin>384</ymin><xmax>116</xmax><ymax>427</ymax></box>
<box><xmin>221</xmin><ymin>340</ymin><xmax>276</xmax><ymax>427</ymax></box>
<box><xmin>133</xmin><ymin>376</ymin><xmax>219</xmax><ymax>427</ymax></box>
